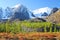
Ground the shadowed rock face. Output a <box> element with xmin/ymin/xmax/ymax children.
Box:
<box><xmin>28</xmin><ymin>18</ymin><xmax>46</xmax><ymax>22</ymax></box>
<box><xmin>12</xmin><ymin>10</ymin><xmax>30</xmax><ymax>20</ymax></box>
<box><xmin>10</xmin><ymin>4</ymin><xmax>30</xmax><ymax>20</ymax></box>
<box><xmin>41</xmin><ymin>12</ymin><xmax>48</xmax><ymax>16</ymax></box>
<box><xmin>49</xmin><ymin>7</ymin><xmax>59</xmax><ymax>16</ymax></box>
<box><xmin>52</xmin><ymin>8</ymin><xmax>58</xmax><ymax>13</ymax></box>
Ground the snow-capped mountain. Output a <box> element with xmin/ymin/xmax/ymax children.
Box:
<box><xmin>2</xmin><ymin>4</ymin><xmax>34</xmax><ymax>20</ymax></box>
<box><xmin>0</xmin><ymin>4</ymin><xmax>58</xmax><ymax>21</ymax></box>
<box><xmin>32</xmin><ymin>7</ymin><xmax>52</xmax><ymax>18</ymax></box>
<box><xmin>3</xmin><ymin>7</ymin><xmax>13</xmax><ymax>19</ymax></box>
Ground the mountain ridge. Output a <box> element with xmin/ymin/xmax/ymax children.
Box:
<box><xmin>0</xmin><ymin>4</ymin><xmax>59</xmax><ymax>23</ymax></box>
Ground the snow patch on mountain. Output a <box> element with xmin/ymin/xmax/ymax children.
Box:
<box><xmin>32</xmin><ymin>7</ymin><xmax>52</xmax><ymax>15</ymax></box>
<box><xmin>14</xmin><ymin>4</ymin><xmax>21</xmax><ymax>8</ymax></box>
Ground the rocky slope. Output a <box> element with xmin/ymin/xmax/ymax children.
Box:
<box><xmin>46</xmin><ymin>9</ymin><xmax>60</xmax><ymax>23</ymax></box>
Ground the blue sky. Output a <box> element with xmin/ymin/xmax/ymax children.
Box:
<box><xmin>0</xmin><ymin>0</ymin><xmax>60</xmax><ymax>10</ymax></box>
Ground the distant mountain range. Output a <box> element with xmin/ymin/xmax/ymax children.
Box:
<box><xmin>0</xmin><ymin>4</ymin><xmax>59</xmax><ymax>23</ymax></box>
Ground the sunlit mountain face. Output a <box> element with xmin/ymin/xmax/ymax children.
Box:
<box><xmin>32</xmin><ymin>7</ymin><xmax>52</xmax><ymax>18</ymax></box>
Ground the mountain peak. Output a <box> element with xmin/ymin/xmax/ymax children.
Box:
<box><xmin>14</xmin><ymin>4</ymin><xmax>21</xmax><ymax>8</ymax></box>
<box><xmin>32</xmin><ymin>7</ymin><xmax>51</xmax><ymax>14</ymax></box>
<box><xmin>12</xmin><ymin>4</ymin><xmax>23</xmax><ymax>9</ymax></box>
